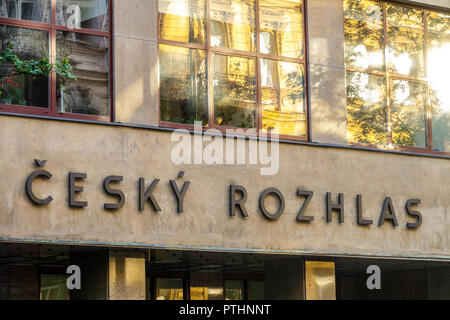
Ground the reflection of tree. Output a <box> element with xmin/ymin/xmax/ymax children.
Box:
<box><xmin>346</xmin><ymin>72</ymin><xmax>387</xmax><ymax>144</ymax></box>
<box><xmin>344</xmin><ymin>1</ymin><xmax>442</xmax><ymax>148</ymax></box>
<box><xmin>214</xmin><ymin>60</ymin><xmax>256</xmax><ymax>128</ymax></box>
<box><xmin>0</xmin><ymin>26</ymin><xmax>49</xmax><ymax>107</ymax></box>
<box><xmin>285</xmin><ymin>70</ymin><xmax>304</xmax><ymax>105</ymax></box>
<box><xmin>344</xmin><ymin>0</ymin><xmax>384</xmax><ymax>69</ymax></box>
<box><xmin>160</xmin><ymin>47</ymin><xmax>207</xmax><ymax>125</ymax></box>
<box><xmin>391</xmin><ymin>81</ymin><xmax>426</xmax><ymax>147</ymax></box>
<box><xmin>160</xmin><ymin>73</ymin><xmax>208</xmax><ymax>125</ymax></box>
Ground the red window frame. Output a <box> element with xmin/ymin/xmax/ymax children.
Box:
<box><xmin>0</xmin><ymin>0</ymin><xmax>113</xmax><ymax>122</ymax></box>
<box><xmin>157</xmin><ymin>0</ymin><xmax>311</xmax><ymax>142</ymax></box>
<box><xmin>344</xmin><ymin>0</ymin><xmax>450</xmax><ymax>156</ymax></box>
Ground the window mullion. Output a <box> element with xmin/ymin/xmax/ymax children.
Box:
<box><xmin>256</xmin><ymin>0</ymin><xmax>262</xmax><ymax>132</ymax></box>
<box><xmin>424</xmin><ymin>11</ymin><xmax>433</xmax><ymax>151</ymax></box>
<box><xmin>50</xmin><ymin>0</ymin><xmax>57</xmax><ymax>114</ymax></box>
<box><xmin>206</xmin><ymin>0</ymin><xmax>214</xmax><ymax>128</ymax></box>
<box><xmin>382</xmin><ymin>3</ymin><xmax>392</xmax><ymax>147</ymax></box>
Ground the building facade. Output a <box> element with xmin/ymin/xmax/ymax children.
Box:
<box><xmin>0</xmin><ymin>0</ymin><xmax>449</xmax><ymax>300</ymax></box>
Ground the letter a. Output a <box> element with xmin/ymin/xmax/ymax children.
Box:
<box><xmin>67</xmin><ymin>265</ymin><xmax>81</xmax><ymax>290</ymax></box>
<box><xmin>366</xmin><ymin>265</ymin><xmax>381</xmax><ymax>290</ymax></box>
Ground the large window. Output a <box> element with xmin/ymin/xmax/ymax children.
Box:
<box><xmin>344</xmin><ymin>0</ymin><xmax>450</xmax><ymax>153</ymax></box>
<box><xmin>0</xmin><ymin>0</ymin><xmax>111</xmax><ymax>120</ymax></box>
<box><xmin>158</xmin><ymin>0</ymin><xmax>308</xmax><ymax>139</ymax></box>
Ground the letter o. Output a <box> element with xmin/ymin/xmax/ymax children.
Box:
<box><xmin>259</xmin><ymin>188</ymin><xmax>285</xmax><ymax>221</ymax></box>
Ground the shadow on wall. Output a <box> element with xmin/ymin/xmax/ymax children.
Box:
<box><xmin>115</xmin><ymin>39</ymin><xmax>159</xmax><ymax>126</ymax></box>
<box><xmin>307</xmin><ymin>0</ymin><xmax>348</xmax><ymax>145</ymax></box>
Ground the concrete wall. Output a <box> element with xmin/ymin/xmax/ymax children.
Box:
<box><xmin>307</xmin><ymin>0</ymin><xmax>348</xmax><ymax>145</ymax></box>
<box><xmin>113</xmin><ymin>0</ymin><xmax>159</xmax><ymax>126</ymax></box>
<box><xmin>0</xmin><ymin>0</ymin><xmax>448</xmax><ymax>260</ymax></box>
<box><xmin>0</xmin><ymin>116</ymin><xmax>448</xmax><ymax>260</ymax></box>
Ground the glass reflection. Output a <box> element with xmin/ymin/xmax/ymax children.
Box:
<box><xmin>386</xmin><ymin>5</ymin><xmax>425</xmax><ymax>77</ymax></box>
<box><xmin>343</xmin><ymin>0</ymin><xmax>382</xmax><ymax>22</ymax></box>
<box><xmin>159</xmin><ymin>0</ymin><xmax>206</xmax><ymax>44</ymax></box>
<box><xmin>248</xmin><ymin>281</ymin><xmax>265</xmax><ymax>300</ymax></box>
<box><xmin>261</xmin><ymin>59</ymin><xmax>305</xmax><ymax>136</ymax></box>
<box><xmin>225</xmin><ymin>280</ymin><xmax>244</xmax><ymax>300</ymax></box>
<box><xmin>56</xmin><ymin>31</ymin><xmax>109</xmax><ymax>116</ymax></box>
<box><xmin>159</xmin><ymin>44</ymin><xmax>208</xmax><ymax>125</ymax></box>
<box><xmin>259</xmin><ymin>0</ymin><xmax>303</xmax><ymax>59</ymax></box>
<box><xmin>386</xmin><ymin>4</ymin><xmax>423</xmax><ymax>29</ymax></box>
<box><xmin>213</xmin><ymin>54</ymin><xmax>256</xmax><ymax>128</ymax></box>
<box><xmin>346</xmin><ymin>71</ymin><xmax>387</xmax><ymax>145</ymax></box>
<box><xmin>390</xmin><ymin>79</ymin><xmax>427</xmax><ymax>148</ymax></box>
<box><xmin>40</xmin><ymin>274</ymin><xmax>70</xmax><ymax>300</ymax></box>
<box><xmin>428</xmin><ymin>12</ymin><xmax>450</xmax><ymax>152</ymax></box>
<box><xmin>155</xmin><ymin>278</ymin><xmax>184</xmax><ymax>300</ymax></box>
<box><xmin>56</xmin><ymin>0</ymin><xmax>109</xmax><ymax>31</ymax></box>
<box><xmin>211</xmin><ymin>0</ymin><xmax>256</xmax><ymax>52</ymax></box>
<box><xmin>0</xmin><ymin>25</ymin><xmax>49</xmax><ymax>108</ymax></box>
<box><xmin>190</xmin><ymin>286</ymin><xmax>223</xmax><ymax>300</ymax></box>
<box><xmin>344</xmin><ymin>0</ymin><xmax>384</xmax><ymax>70</ymax></box>
<box><xmin>2</xmin><ymin>0</ymin><xmax>51</xmax><ymax>23</ymax></box>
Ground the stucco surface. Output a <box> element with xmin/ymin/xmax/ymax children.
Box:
<box><xmin>0</xmin><ymin>117</ymin><xmax>448</xmax><ymax>260</ymax></box>
<box><xmin>113</xmin><ymin>0</ymin><xmax>159</xmax><ymax>126</ymax></box>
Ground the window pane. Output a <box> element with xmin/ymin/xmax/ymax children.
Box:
<box><xmin>428</xmin><ymin>11</ymin><xmax>450</xmax><ymax>35</ymax></box>
<box><xmin>386</xmin><ymin>5</ymin><xmax>425</xmax><ymax>77</ymax></box>
<box><xmin>428</xmin><ymin>12</ymin><xmax>450</xmax><ymax>152</ymax></box>
<box><xmin>390</xmin><ymin>79</ymin><xmax>427</xmax><ymax>148</ymax></box>
<box><xmin>211</xmin><ymin>0</ymin><xmax>256</xmax><ymax>52</ymax></box>
<box><xmin>56</xmin><ymin>31</ymin><xmax>109</xmax><ymax>116</ymax></box>
<box><xmin>158</xmin><ymin>0</ymin><xmax>206</xmax><ymax>44</ymax></box>
<box><xmin>259</xmin><ymin>0</ymin><xmax>303</xmax><ymax>59</ymax></box>
<box><xmin>225</xmin><ymin>280</ymin><xmax>244</xmax><ymax>300</ymax></box>
<box><xmin>0</xmin><ymin>25</ymin><xmax>49</xmax><ymax>108</ymax></box>
<box><xmin>248</xmin><ymin>281</ymin><xmax>265</xmax><ymax>300</ymax></box>
<box><xmin>346</xmin><ymin>71</ymin><xmax>387</xmax><ymax>145</ymax></box>
<box><xmin>155</xmin><ymin>278</ymin><xmax>184</xmax><ymax>300</ymax></box>
<box><xmin>40</xmin><ymin>274</ymin><xmax>70</xmax><ymax>300</ymax></box>
<box><xmin>386</xmin><ymin>4</ymin><xmax>423</xmax><ymax>30</ymax></box>
<box><xmin>343</xmin><ymin>0</ymin><xmax>384</xmax><ymax>70</ymax></box>
<box><xmin>261</xmin><ymin>59</ymin><xmax>306</xmax><ymax>136</ymax></box>
<box><xmin>56</xmin><ymin>0</ymin><xmax>109</xmax><ymax>31</ymax></box>
<box><xmin>159</xmin><ymin>44</ymin><xmax>208</xmax><ymax>125</ymax></box>
<box><xmin>2</xmin><ymin>0</ymin><xmax>51</xmax><ymax>23</ymax></box>
<box><xmin>213</xmin><ymin>54</ymin><xmax>256</xmax><ymax>128</ymax></box>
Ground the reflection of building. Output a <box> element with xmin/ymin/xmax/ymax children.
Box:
<box><xmin>0</xmin><ymin>0</ymin><xmax>449</xmax><ymax>301</ymax></box>
<box><xmin>58</xmin><ymin>32</ymin><xmax>109</xmax><ymax>115</ymax></box>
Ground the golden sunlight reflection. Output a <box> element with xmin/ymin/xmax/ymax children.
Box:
<box><xmin>428</xmin><ymin>43</ymin><xmax>450</xmax><ymax>112</ymax></box>
<box><xmin>387</xmin><ymin>51</ymin><xmax>412</xmax><ymax>75</ymax></box>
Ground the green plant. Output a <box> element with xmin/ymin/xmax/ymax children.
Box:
<box><xmin>0</xmin><ymin>43</ymin><xmax>76</xmax><ymax>106</ymax></box>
